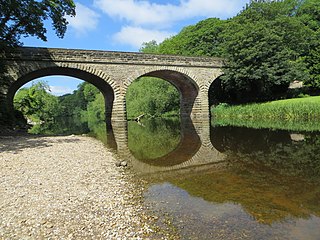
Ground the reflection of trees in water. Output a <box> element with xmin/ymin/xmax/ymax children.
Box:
<box><xmin>29</xmin><ymin>116</ymin><xmax>89</xmax><ymax>135</ymax></box>
<box><xmin>147</xmin><ymin>125</ymin><xmax>320</xmax><ymax>224</ymax></box>
<box><xmin>128</xmin><ymin>118</ymin><xmax>202</xmax><ymax>167</ymax></box>
<box><xmin>128</xmin><ymin>118</ymin><xmax>181</xmax><ymax>161</ymax></box>
<box><xmin>168</xmin><ymin>164</ymin><xmax>320</xmax><ymax>225</ymax></box>
<box><xmin>211</xmin><ymin>126</ymin><xmax>320</xmax><ymax>179</ymax></box>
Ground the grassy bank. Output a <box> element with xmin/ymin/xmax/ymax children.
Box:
<box><xmin>211</xmin><ymin>96</ymin><xmax>320</xmax><ymax>132</ymax></box>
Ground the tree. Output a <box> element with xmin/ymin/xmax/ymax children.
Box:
<box><xmin>0</xmin><ymin>0</ymin><xmax>75</xmax><ymax>47</ymax></box>
<box><xmin>158</xmin><ymin>18</ymin><xmax>225</xmax><ymax>57</ymax></box>
<box><xmin>296</xmin><ymin>0</ymin><xmax>320</xmax><ymax>90</ymax></box>
<box><xmin>126</xmin><ymin>77</ymin><xmax>180</xmax><ymax>119</ymax></box>
<box><xmin>303</xmin><ymin>32</ymin><xmax>320</xmax><ymax>90</ymax></box>
<box><xmin>219</xmin><ymin>0</ymin><xmax>311</xmax><ymax>103</ymax></box>
<box><xmin>14</xmin><ymin>81</ymin><xmax>60</xmax><ymax>122</ymax></box>
<box><xmin>139</xmin><ymin>40</ymin><xmax>159</xmax><ymax>54</ymax></box>
<box><xmin>149</xmin><ymin>0</ymin><xmax>317</xmax><ymax>104</ymax></box>
<box><xmin>220</xmin><ymin>20</ymin><xmax>308</xmax><ymax>103</ymax></box>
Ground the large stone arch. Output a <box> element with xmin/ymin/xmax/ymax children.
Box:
<box><xmin>124</xmin><ymin>67</ymin><xmax>200</xmax><ymax>119</ymax></box>
<box><xmin>7</xmin><ymin>64</ymin><xmax>119</xmax><ymax>125</ymax></box>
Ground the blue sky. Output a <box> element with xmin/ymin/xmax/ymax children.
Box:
<box><xmin>23</xmin><ymin>0</ymin><xmax>250</xmax><ymax>95</ymax></box>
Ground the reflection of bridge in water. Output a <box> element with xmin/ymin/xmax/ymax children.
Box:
<box><xmin>105</xmin><ymin>119</ymin><xmax>226</xmax><ymax>174</ymax></box>
<box><xmin>107</xmin><ymin>121</ymin><xmax>320</xmax><ymax>227</ymax></box>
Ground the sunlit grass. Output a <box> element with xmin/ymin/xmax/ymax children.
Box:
<box><xmin>211</xmin><ymin>96</ymin><xmax>320</xmax><ymax>131</ymax></box>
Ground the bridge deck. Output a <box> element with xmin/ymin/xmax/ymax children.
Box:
<box><xmin>3</xmin><ymin>47</ymin><xmax>224</xmax><ymax>68</ymax></box>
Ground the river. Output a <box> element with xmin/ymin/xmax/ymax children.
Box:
<box><xmin>30</xmin><ymin>117</ymin><xmax>320</xmax><ymax>239</ymax></box>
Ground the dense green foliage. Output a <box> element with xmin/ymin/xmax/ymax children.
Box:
<box><xmin>159</xmin><ymin>18</ymin><xmax>225</xmax><ymax>57</ymax></box>
<box><xmin>141</xmin><ymin>0</ymin><xmax>320</xmax><ymax>104</ymax></box>
<box><xmin>139</xmin><ymin>40</ymin><xmax>159</xmax><ymax>54</ymax></box>
<box><xmin>126</xmin><ymin>77</ymin><xmax>180</xmax><ymax>119</ymax></box>
<box><xmin>296</xmin><ymin>0</ymin><xmax>320</xmax><ymax>90</ymax></box>
<box><xmin>14</xmin><ymin>81</ymin><xmax>60</xmax><ymax>123</ymax></box>
<box><xmin>0</xmin><ymin>0</ymin><xmax>75</xmax><ymax>47</ymax></box>
<box><xmin>212</xmin><ymin>96</ymin><xmax>320</xmax><ymax>131</ymax></box>
<box><xmin>13</xmin><ymin>81</ymin><xmax>102</xmax><ymax>134</ymax></box>
<box><xmin>220</xmin><ymin>1</ymin><xmax>311</xmax><ymax>103</ymax></box>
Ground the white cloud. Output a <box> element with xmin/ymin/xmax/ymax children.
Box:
<box><xmin>48</xmin><ymin>86</ymin><xmax>74</xmax><ymax>96</ymax></box>
<box><xmin>181</xmin><ymin>0</ymin><xmax>246</xmax><ymax>18</ymax></box>
<box><xmin>113</xmin><ymin>26</ymin><xmax>174</xmax><ymax>48</ymax></box>
<box><xmin>94</xmin><ymin>0</ymin><xmax>247</xmax><ymax>27</ymax></box>
<box><xmin>67</xmin><ymin>2</ymin><xmax>100</xmax><ymax>35</ymax></box>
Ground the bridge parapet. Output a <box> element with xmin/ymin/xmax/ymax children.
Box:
<box><xmin>3</xmin><ymin>47</ymin><xmax>224</xmax><ymax>68</ymax></box>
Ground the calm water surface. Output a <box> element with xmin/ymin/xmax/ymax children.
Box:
<box><xmin>128</xmin><ymin>120</ymin><xmax>320</xmax><ymax>239</ymax></box>
<box><xmin>32</xmin><ymin>118</ymin><xmax>320</xmax><ymax>239</ymax></box>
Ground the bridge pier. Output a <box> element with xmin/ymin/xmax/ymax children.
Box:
<box><xmin>111</xmin><ymin>95</ymin><xmax>127</xmax><ymax>123</ymax></box>
<box><xmin>0</xmin><ymin>95</ymin><xmax>13</xmax><ymax>127</ymax></box>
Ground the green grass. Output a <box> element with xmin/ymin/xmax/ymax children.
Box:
<box><xmin>211</xmin><ymin>96</ymin><xmax>320</xmax><ymax>132</ymax></box>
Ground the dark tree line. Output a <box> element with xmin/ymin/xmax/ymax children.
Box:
<box><xmin>141</xmin><ymin>0</ymin><xmax>320</xmax><ymax>104</ymax></box>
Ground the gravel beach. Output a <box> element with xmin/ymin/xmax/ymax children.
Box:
<box><xmin>0</xmin><ymin>135</ymin><xmax>153</xmax><ymax>239</ymax></box>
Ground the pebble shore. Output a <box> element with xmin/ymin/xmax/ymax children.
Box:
<box><xmin>0</xmin><ymin>135</ymin><xmax>154</xmax><ymax>239</ymax></box>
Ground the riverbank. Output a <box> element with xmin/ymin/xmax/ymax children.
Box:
<box><xmin>0</xmin><ymin>134</ymin><xmax>153</xmax><ymax>239</ymax></box>
<box><xmin>211</xmin><ymin>96</ymin><xmax>320</xmax><ymax>131</ymax></box>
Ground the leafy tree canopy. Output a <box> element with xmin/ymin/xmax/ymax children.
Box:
<box><xmin>139</xmin><ymin>40</ymin><xmax>160</xmax><ymax>54</ymax></box>
<box><xmin>126</xmin><ymin>77</ymin><xmax>180</xmax><ymax>119</ymax></box>
<box><xmin>158</xmin><ymin>18</ymin><xmax>225</xmax><ymax>57</ymax></box>
<box><xmin>0</xmin><ymin>0</ymin><xmax>75</xmax><ymax>47</ymax></box>
<box><xmin>14</xmin><ymin>81</ymin><xmax>60</xmax><ymax>122</ymax></box>
<box><xmin>220</xmin><ymin>0</ymin><xmax>312</xmax><ymax>102</ymax></box>
<box><xmin>147</xmin><ymin>0</ymin><xmax>320</xmax><ymax>103</ymax></box>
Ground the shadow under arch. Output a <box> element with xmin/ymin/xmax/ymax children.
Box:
<box><xmin>139</xmin><ymin>69</ymin><xmax>200</xmax><ymax>119</ymax></box>
<box><xmin>130</xmin><ymin>118</ymin><xmax>201</xmax><ymax>167</ymax></box>
<box><xmin>8</xmin><ymin>66</ymin><xmax>115</xmax><ymax>127</ymax></box>
<box><xmin>208</xmin><ymin>75</ymin><xmax>224</xmax><ymax>111</ymax></box>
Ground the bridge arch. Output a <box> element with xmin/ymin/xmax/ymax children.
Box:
<box><xmin>125</xmin><ymin>68</ymin><xmax>200</xmax><ymax>119</ymax></box>
<box><xmin>7</xmin><ymin>65</ymin><xmax>117</xmax><ymax>124</ymax></box>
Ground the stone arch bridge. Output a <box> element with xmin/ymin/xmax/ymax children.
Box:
<box><xmin>0</xmin><ymin>47</ymin><xmax>224</xmax><ymax>124</ymax></box>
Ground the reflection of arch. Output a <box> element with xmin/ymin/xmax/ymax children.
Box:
<box><xmin>126</xmin><ymin>69</ymin><xmax>200</xmax><ymax>118</ymax></box>
<box><xmin>104</xmin><ymin>126</ymin><xmax>118</xmax><ymax>152</ymax></box>
<box><xmin>110</xmin><ymin>119</ymin><xmax>226</xmax><ymax>173</ymax></box>
<box><xmin>8</xmin><ymin>66</ymin><xmax>116</xmax><ymax>123</ymax></box>
<box><xmin>133</xmin><ymin>118</ymin><xmax>201</xmax><ymax>167</ymax></box>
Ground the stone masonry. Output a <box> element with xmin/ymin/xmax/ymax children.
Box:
<box><xmin>0</xmin><ymin>47</ymin><xmax>224</xmax><ymax>125</ymax></box>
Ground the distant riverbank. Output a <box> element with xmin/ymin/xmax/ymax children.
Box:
<box><xmin>0</xmin><ymin>135</ymin><xmax>154</xmax><ymax>239</ymax></box>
